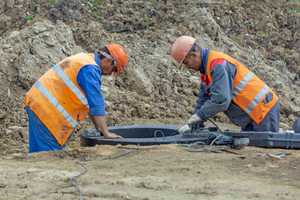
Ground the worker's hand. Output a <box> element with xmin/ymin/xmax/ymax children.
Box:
<box><xmin>178</xmin><ymin>124</ymin><xmax>191</xmax><ymax>134</ymax></box>
<box><xmin>103</xmin><ymin>132</ymin><xmax>123</xmax><ymax>139</ymax></box>
<box><xmin>188</xmin><ymin>114</ymin><xmax>202</xmax><ymax>124</ymax></box>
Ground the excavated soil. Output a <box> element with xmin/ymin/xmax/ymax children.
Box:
<box><xmin>0</xmin><ymin>0</ymin><xmax>299</xmax><ymax>147</ymax></box>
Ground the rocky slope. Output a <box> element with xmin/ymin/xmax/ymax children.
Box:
<box><xmin>0</xmin><ymin>0</ymin><xmax>299</xmax><ymax>152</ymax></box>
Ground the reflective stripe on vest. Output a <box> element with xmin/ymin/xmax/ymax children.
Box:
<box><xmin>52</xmin><ymin>64</ymin><xmax>89</xmax><ymax>107</ymax></box>
<box><xmin>34</xmin><ymin>81</ymin><xmax>78</xmax><ymax>128</ymax></box>
<box><xmin>233</xmin><ymin>71</ymin><xmax>254</xmax><ymax>97</ymax></box>
<box><xmin>245</xmin><ymin>85</ymin><xmax>269</xmax><ymax>114</ymax></box>
<box><xmin>204</xmin><ymin>50</ymin><xmax>278</xmax><ymax>124</ymax></box>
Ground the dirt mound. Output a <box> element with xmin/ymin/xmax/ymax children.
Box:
<box><xmin>0</xmin><ymin>0</ymin><xmax>299</xmax><ymax>153</ymax></box>
<box><xmin>0</xmin><ymin>19</ymin><xmax>82</xmax><ymax>152</ymax></box>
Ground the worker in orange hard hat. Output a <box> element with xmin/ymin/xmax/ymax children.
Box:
<box><xmin>24</xmin><ymin>43</ymin><xmax>128</xmax><ymax>153</ymax></box>
<box><xmin>170</xmin><ymin>36</ymin><xmax>280</xmax><ymax>133</ymax></box>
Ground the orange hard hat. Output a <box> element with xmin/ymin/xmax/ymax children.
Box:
<box><xmin>106</xmin><ymin>43</ymin><xmax>128</xmax><ymax>74</ymax></box>
<box><xmin>170</xmin><ymin>36</ymin><xmax>196</xmax><ymax>64</ymax></box>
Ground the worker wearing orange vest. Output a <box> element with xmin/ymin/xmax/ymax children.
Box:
<box><xmin>24</xmin><ymin>43</ymin><xmax>128</xmax><ymax>152</ymax></box>
<box><xmin>170</xmin><ymin>36</ymin><xmax>280</xmax><ymax>133</ymax></box>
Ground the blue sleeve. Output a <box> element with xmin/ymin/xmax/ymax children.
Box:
<box><xmin>196</xmin><ymin>62</ymin><xmax>232</xmax><ymax>120</ymax></box>
<box><xmin>77</xmin><ymin>65</ymin><xmax>106</xmax><ymax>116</ymax></box>
<box><xmin>194</xmin><ymin>83</ymin><xmax>209</xmax><ymax>113</ymax></box>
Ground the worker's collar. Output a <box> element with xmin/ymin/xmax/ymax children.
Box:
<box><xmin>199</xmin><ymin>48</ymin><xmax>209</xmax><ymax>74</ymax></box>
<box><xmin>94</xmin><ymin>51</ymin><xmax>101</xmax><ymax>66</ymax></box>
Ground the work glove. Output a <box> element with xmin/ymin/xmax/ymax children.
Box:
<box><xmin>178</xmin><ymin>114</ymin><xmax>203</xmax><ymax>134</ymax></box>
<box><xmin>188</xmin><ymin>114</ymin><xmax>202</xmax><ymax>124</ymax></box>
<box><xmin>178</xmin><ymin>124</ymin><xmax>191</xmax><ymax>134</ymax></box>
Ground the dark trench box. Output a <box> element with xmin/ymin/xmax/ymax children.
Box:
<box><xmin>80</xmin><ymin>124</ymin><xmax>208</xmax><ymax>146</ymax></box>
<box><xmin>80</xmin><ymin>124</ymin><xmax>300</xmax><ymax>149</ymax></box>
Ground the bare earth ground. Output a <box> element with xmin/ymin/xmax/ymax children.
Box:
<box><xmin>0</xmin><ymin>143</ymin><xmax>300</xmax><ymax>200</ymax></box>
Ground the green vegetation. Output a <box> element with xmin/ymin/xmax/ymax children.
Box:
<box><xmin>87</xmin><ymin>0</ymin><xmax>104</xmax><ymax>20</ymax></box>
<box><xmin>289</xmin><ymin>8</ymin><xmax>300</xmax><ymax>13</ymax></box>
<box><xmin>24</xmin><ymin>15</ymin><xmax>34</xmax><ymax>21</ymax></box>
<box><xmin>89</xmin><ymin>0</ymin><xmax>103</xmax><ymax>7</ymax></box>
<box><xmin>288</xmin><ymin>0</ymin><xmax>300</xmax><ymax>13</ymax></box>
<box><xmin>48</xmin><ymin>0</ymin><xmax>59</xmax><ymax>6</ymax></box>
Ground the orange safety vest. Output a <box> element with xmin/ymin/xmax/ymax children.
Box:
<box><xmin>201</xmin><ymin>51</ymin><xmax>278</xmax><ymax>124</ymax></box>
<box><xmin>24</xmin><ymin>53</ymin><xmax>98</xmax><ymax>145</ymax></box>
